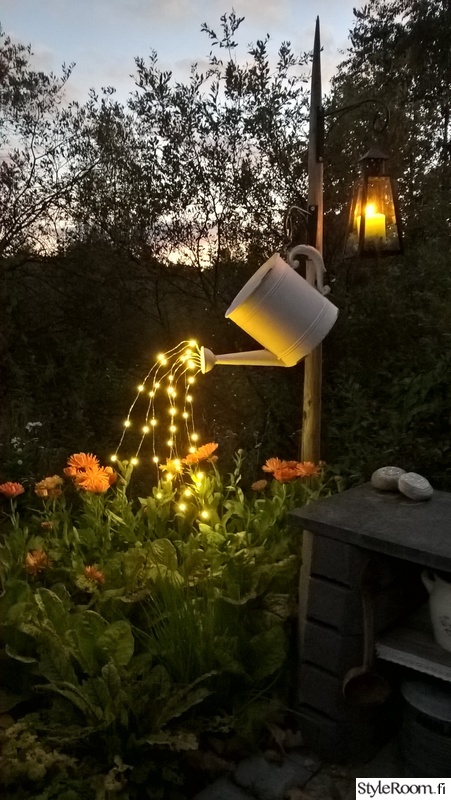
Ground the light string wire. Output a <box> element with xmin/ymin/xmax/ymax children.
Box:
<box><xmin>112</xmin><ymin>340</ymin><xmax>203</xmax><ymax>470</ymax></box>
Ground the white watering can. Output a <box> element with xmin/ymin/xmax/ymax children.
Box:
<box><xmin>200</xmin><ymin>245</ymin><xmax>338</xmax><ymax>373</ymax></box>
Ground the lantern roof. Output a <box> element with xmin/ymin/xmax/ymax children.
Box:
<box><xmin>359</xmin><ymin>146</ymin><xmax>389</xmax><ymax>163</ymax></box>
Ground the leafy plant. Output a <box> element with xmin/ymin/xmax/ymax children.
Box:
<box><xmin>0</xmin><ymin>446</ymin><xmax>338</xmax><ymax>797</ymax></box>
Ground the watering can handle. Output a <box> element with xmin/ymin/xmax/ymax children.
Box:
<box><xmin>287</xmin><ymin>244</ymin><xmax>331</xmax><ymax>296</ymax></box>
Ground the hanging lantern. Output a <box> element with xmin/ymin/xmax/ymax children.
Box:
<box><xmin>345</xmin><ymin>146</ymin><xmax>403</xmax><ymax>257</ymax></box>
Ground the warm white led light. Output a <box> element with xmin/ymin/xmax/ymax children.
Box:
<box><xmin>178</xmin><ymin>502</ymin><xmax>187</xmax><ymax>512</ymax></box>
<box><xmin>196</xmin><ymin>472</ymin><xmax>204</xmax><ymax>480</ymax></box>
<box><xmin>118</xmin><ymin>339</ymin><xmax>201</xmax><ymax>469</ymax></box>
<box><xmin>200</xmin><ymin>510</ymin><xmax>209</xmax><ymax>519</ymax></box>
<box><xmin>156</xmin><ymin>491</ymin><xmax>163</xmax><ymax>499</ymax></box>
<box><xmin>166</xmin><ymin>472</ymin><xmax>173</xmax><ymax>481</ymax></box>
<box><xmin>184</xmin><ymin>488</ymin><xmax>192</xmax><ymax>497</ymax></box>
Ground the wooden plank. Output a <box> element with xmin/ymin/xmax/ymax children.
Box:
<box><xmin>376</xmin><ymin>604</ymin><xmax>451</xmax><ymax>681</ymax></box>
<box><xmin>290</xmin><ymin>483</ymin><xmax>451</xmax><ymax>571</ymax></box>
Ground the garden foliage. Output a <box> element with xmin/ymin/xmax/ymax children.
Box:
<box><xmin>0</xmin><ymin>449</ymin><xmax>338</xmax><ymax>798</ymax></box>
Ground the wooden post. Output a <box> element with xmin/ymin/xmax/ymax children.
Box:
<box><xmin>298</xmin><ymin>17</ymin><xmax>324</xmax><ymax>668</ymax></box>
<box><xmin>302</xmin><ymin>15</ymin><xmax>323</xmax><ymax>464</ymax></box>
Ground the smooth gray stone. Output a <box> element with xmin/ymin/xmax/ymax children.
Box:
<box><xmin>234</xmin><ymin>753</ymin><xmax>313</xmax><ymax>800</ymax></box>
<box><xmin>371</xmin><ymin>466</ymin><xmax>406</xmax><ymax>491</ymax></box>
<box><xmin>398</xmin><ymin>472</ymin><xmax>433</xmax><ymax>501</ymax></box>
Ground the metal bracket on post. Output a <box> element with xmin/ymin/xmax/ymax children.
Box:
<box><xmin>307</xmin><ymin>205</ymin><xmax>318</xmax><ymax>247</ymax></box>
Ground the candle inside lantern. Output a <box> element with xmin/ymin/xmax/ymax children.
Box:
<box><xmin>357</xmin><ymin>204</ymin><xmax>386</xmax><ymax>241</ymax></box>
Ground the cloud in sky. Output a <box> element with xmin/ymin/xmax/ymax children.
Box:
<box><xmin>1</xmin><ymin>0</ymin><xmax>366</xmax><ymax>103</ymax></box>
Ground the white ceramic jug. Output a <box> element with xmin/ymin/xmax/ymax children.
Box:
<box><xmin>421</xmin><ymin>571</ymin><xmax>451</xmax><ymax>652</ymax></box>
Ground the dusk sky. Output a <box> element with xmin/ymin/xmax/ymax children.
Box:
<box><xmin>1</xmin><ymin>0</ymin><xmax>366</xmax><ymax>104</ymax></box>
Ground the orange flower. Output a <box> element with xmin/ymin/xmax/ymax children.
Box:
<box><xmin>84</xmin><ymin>565</ymin><xmax>105</xmax><ymax>584</ymax></box>
<box><xmin>35</xmin><ymin>475</ymin><xmax>63</xmax><ymax>498</ymax></box>
<box><xmin>0</xmin><ymin>481</ymin><xmax>25</xmax><ymax>498</ymax></box>
<box><xmin>67</xmin><ymin>452</ymin><xmax>100</xmax><ymax>472</ymax></box>
<box><xmin>25</xmin><ymin>549</ymin><xmax>50</xmax><ymax>575</ymax></box>
<box><xmin>262</xmin><ymin>458</ymin><xmax>287</xmax><ymax>474</ymax></box>
<box><xmin>74</xmin><ymin>466</ymin><xmax>110</xmax><ymax>493</ymax></box>
<box><xmin>104</xmin><ymin>466</ymin><xmax>117</xmax><ymax>486</ymax></box>
<box><xmin>64</xmin><ymin>453</ymin><xmax>101</xmax><ymax>478</ymax></box>
<box><xmin>273</xmin><ymin>465</ymin><xmax>301</xmax><ymax>483</ymax></box>
<box><xmin>251</xmin><ymin>479</ymin><xmax>268</xmax><ymax>492</ymax></box>
<box><xmin>296</xmin><ymin>461</ymin><xmax>320</xmax><ymax>478</ymax></box>
<box><xmin>183</xmin><ymin>442</ymin><xmax>218</xmax><ymax>465</ymax></box>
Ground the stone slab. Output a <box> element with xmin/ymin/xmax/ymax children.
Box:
<box><xmin>290</xmin><ymin>483</ymin><xmax>451</xmax><ymax>571</ymax></box>
<box><xmin>193</xmin><ymin>776</ymin><xmax>256</xmax><ymax>800</ymax></box>
<box><xmin>234</xmin><ymin>753</ymin><xmax>314</xmax><ymax>800</ymax></box>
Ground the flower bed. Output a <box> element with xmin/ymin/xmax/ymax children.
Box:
<box><xmin>0</xmin><ymin>447</ymin><xmax>339</xmax><ymax>799</ymax></box>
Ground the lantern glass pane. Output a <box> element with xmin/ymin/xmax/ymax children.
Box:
<box><xmin>346</xmin><ymin>175</ymin><xmax>402</xmax><ymax>257</ymax></box>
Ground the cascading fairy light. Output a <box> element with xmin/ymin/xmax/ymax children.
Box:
<box><xmin>111</xmin><ymin>340</ymin><xmax>203</xmax><ymax>470</ymax></box>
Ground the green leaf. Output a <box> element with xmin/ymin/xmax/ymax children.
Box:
<box><xmin>41</xmin><ymin>681</ymin><xmax>103</xmax><ymax>723</ymax></box>
<box><xmin>34</xmin><ymin>587</ymin><xmax>70</xmax><ymax>635</ymax></box>
<box><xmin>247</xmin><ymin>626</ymin><xmax>287</xmax><ymax>681</ymax></box>
<box><xmin>38</xmin><ymin>638</ymin><xmax>79</xmax><ymax>684</ymax></box>
<box><xmin>5</xmin><ymin>643</ymin><xmax>38</xmax><ymax>663</ymax></box>
<box><xmin>155</xmin><ymin>685</ymin><xmax>212</xmax><ymax>728</ymax></box>
<box><xmin>67</xmin><ymin>611</ymin><xmax>108</xmax><ymax>674</ymax></box>
<box><xmin>198</xmin><ymin>524</ymin><xmax>225</xmax><ymax>546</ymax></box>
<box><xmin>141</xmin><ymin>731</ymin><xmax>198</xmax><ymax>751</ymax></box>
<box><xmin>98</xmin><ymin>620</ymin><xmax>134</xmax><ymax>666</ymax></box>
<box><xmin>145</xmin><ymin>664</ymin><xmax>172</xmax><ymax>701</ymax></box>
<box><xmin>148</xmin><ymin>538</ymin><xmax>178</xmax><ymax>570</ymax></box>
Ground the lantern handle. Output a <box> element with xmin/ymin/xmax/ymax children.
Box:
<box><xmin>317</xmin><ymin>99</ymin><xmax>390</xmax><ymax>161</ymax></box>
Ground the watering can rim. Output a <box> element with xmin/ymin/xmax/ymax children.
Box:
<box><xmin>225</xmin><ymin>252</ymin><xmax>281</xmax><ymax>319</ymax></box>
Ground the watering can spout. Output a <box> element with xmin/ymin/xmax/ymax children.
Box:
<box><xmin>200</xmin><ymin>347</ymin><xmax>283</xmax><ymax>374</ymax></box>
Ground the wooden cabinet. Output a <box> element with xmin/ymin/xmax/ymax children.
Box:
<box><xmin>289</xmin><ymin>483</ymin><xmax>451</xmax><ymax>762</ymax></box>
